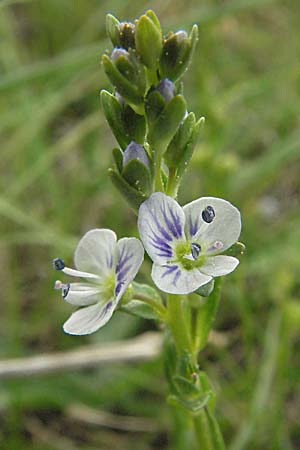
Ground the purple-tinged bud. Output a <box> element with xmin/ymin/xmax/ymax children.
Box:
<box><xmin>174</xmin><ymin>30</ymin><xmax>188</xmax><ymax>44</ymax></box>
<box><xmin>118</xmin><ymin>22</ymin><xmax>135</xmax><ymax>49</ymax></box>
<box><xmin>122</xmin><ymin>141</ymin><xmax>150</xmax><ymax>169</ymax></box>
<box><xmin>111</xmin><ymin>48</ymin><xmax>129</xmax><ymax>62</ymax></box>
<box><xmin>156</xmin><ymin>78</ymin><xmax>175</xmax><ymax>102</ymax></box>
<box><xmin>115</xmin><ymin>91</ymin><xmax>125</xmax><ymax>105</ymax></box>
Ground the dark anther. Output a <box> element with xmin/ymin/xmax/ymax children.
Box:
<box><xmin>62</xmin><ymin>283</ymin><xmax>70</xmax><ymax>299</ymax></box>
<box><xmin>202</xmin><ymin>206</ymin><xmax>215</xmax><ymax>223</ymax></box>
<box><xmin>53</xmin><ymin>258</ymin><xmax>65</xmax><ymax>271</ymax></box>
<box><xmin>191</xmin><ymin>243</ymin><xmax>201</xmax><ymax>260</ymax></box>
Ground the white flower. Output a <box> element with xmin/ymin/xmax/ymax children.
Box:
<box><xmin>53</xmin><ymin>229</ymin><xmax>144</xmax><ymax>335</ymax></box>
<box><xmin>138</xmin><ymin>193</ymin><xmax>241</xmax><ymax>294</ymax></box>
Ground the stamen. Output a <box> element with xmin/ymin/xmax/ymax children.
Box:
<box><xmin>191</xmin><ymin>243</ymin><xmax>201</xmax><ymax>260</ymax></box>
<box><xmin>62</xmin><ymin>283</ymin><xmax>71</xmax><ymax>298</ymax></box>
<box><xmin>202</xmin><ymin>206</ymin><xmax>215</xmax><ymax>223</ymax></box>
<box><xmin>62</xmin><ymin>267</ymin><xmax>99</xmax><ymax>279</ymax></box>
<box><xmin>54</xmin><ymin>280</ymin><xmax>70</xmax><ymax>299</ymax></box>
<box><xmin>53</xmin><ymin>258</ymin><xmax>65</xmax><ymax>270</ymax></box>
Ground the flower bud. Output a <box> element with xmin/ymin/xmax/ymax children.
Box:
<box><xmin>122</xmin><ymin>141</ymin><xmax>150</xmax><ymax>169</ymax></box>
<box><xmin>160</xmin><ymin>25</ymin><xmax>198</xmax><ymax>81</ymax></box>
<box><xmin>156</xmin><ymin>78</ymin><xmax>175</xmax><ymax>103</ymax></box>
<box><xmin>106</xmin><ymin>14</ymin><xmax>136</xmax><ymax>50</ymax></box>
<box><xmin>102</xmin><ymin>49</ymin><xmax>146</xmax><ymax>107</ymax></box>
<box><xmin>111</xmin><ymin>47</ymin><xmax>129</xmax><ymax>62</ymax></box>
<box><xmin>119</xmin><ymin>142</ymin><xmax>152</xmax><ymax>197</ymax></box>
<box><xmin>118</xmin><ymin>22</ymin><xmax>135</xmax><ymax>49</ymax></box>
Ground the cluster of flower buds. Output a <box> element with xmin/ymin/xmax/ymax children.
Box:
<box><xmin>101</xmin><ymin>11</ymin><xmax>203</xmax><ymax>211</ymax></box>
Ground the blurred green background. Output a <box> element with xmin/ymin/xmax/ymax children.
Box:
<box><xmin>0</xmin><ymin>0</ymin><xmax>299</xmax><ymax>448</ymax></box>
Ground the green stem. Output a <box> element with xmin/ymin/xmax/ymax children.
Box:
<box><xmin>154</xmin><ymin>152</ymin><xmax>163</xmax><ymax>192</ymax></box>
<box><xmin>194</xmin><ymin>408</ymin><xmax>226</xmax><ymax>450</ymax></box>
<box><xmin>165</xmin><ymin>167</ymin><xmax>177</xmax><ymax>197</ymax></box>
<box><xmin>193</xmin><ymin>278</ymin><xmax>222</xmax><ymax>352</ymax></box>
<box><xmin>133</xmin><ymin>293</ymin><xmax>167</xmax><ymax>319</ymax></box>
<box><xmin>166</xmin><ymin>294</ymin><xmax>192</xmax><ymax>354</ymax></box>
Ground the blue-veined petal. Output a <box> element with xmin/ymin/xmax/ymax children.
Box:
<box><xmin>63</xmin><ymin>300</ymin><xmax>116</xmax><ymax>335</ymax></box>
<box><xmin>74</xmin><ymin>229</ymin><xmax>117</xmax><ymax>278</ymax></box>
<box><xmin>115</xmin><ymin>237</ymin><xmax>144</xmax><ymax>300</ymax></box>
<box><xmin>183</xmin><ymin>197</ymin><xmax>241</xmax><ymax>253</ymax></box>
<box><xmin>138</xmin><ymin>193</ymin><xmax>186</xmax><ymax>263</ymax></box>
<box><xmin>200</xmin><ymin>255</ymin><xmax>239</xmax><ymax>277</ymax></box>
<box><xmin>151</xmin><ymin>262</ymin><xmax>212</xmax><ymax>294</ymax></box>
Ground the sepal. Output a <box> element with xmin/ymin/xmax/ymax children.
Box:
<box><xmin>101</xmin><ymin>91</ymin><xmax>146</xmax><ymax>148</ymax></box>
<box><xmin>226</xmin><ymin>241</ymin><xmax>246</xmax><ymax>257</ymax></box>
<box><xmin>108</xmin><ymin>168</ymin><xmax>147</xmax><ymax>212</ymax></box>
<box><xmin>195</xmin><ymin>279</ymin><xmax>215</xmax><ymax>297</ymax></box>
<box><xmin>122</xmin><ymin>159</ymin><xmax>152</xmax><ymax>195</ymax></box>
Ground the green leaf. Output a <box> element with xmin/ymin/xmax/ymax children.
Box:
<box><xmin>112</xmin><ymin>147</ymin><xmax>123</xmax><ymax>173</ymax></box>
<box><xmin>122</xmin><ymin>159</ymin><xmax>152</xmax><ymax>195</ymax></box>
<box><xmin>121</xmin><ymin>300</ymin><xmax>159</xmax><ymax>320</ymax></box>
<box><xmin>145</xmin><ymin>10</ymin><xmax>161</xmax><ymax>32</ymax></box>
<box><xmin>168</xmin><ymin>392</ymin><xmax>212</xmax><ymax>414</ymax></box>
<box><xmin>148</xmin><ymin>95</ymin><xmax>187</xmax><ymax>152</ymax></box>
<box><xmin>106</xmin><ymin>14</ymin><xmax>120</xmax><ymax>47</ymax></box>
<box><xmin>101</xmin><ymin>90</ymin><xmax>128</xmax><ymax>149</ymax></box>
<box><xmin>145</xmin><ymin>89</ymin><xmax>166</xmax><ymax>123</ymax></box>
<box><xmin>176</xmin><ymin>116</ymin><xmax>205</xmax><ymax>178</ymax></box>
<box><xmin>108</xmin><ymin>168</ymin><xmax>147</xmax><ymax>212</ymax></box>
<box><xmin>123</xmin><ymin>105</ymin><xmax>146</xmax><ymax>144</ymax></box>
<box><xmin>135</xmin><ymin>15</ymin><xmax>162</xmax><ymax>70</ymax></box>
<box><xmin>173</xmin><ymin>375</ymin><xmax>200</xmax><ymax>397</ymax></box>
<box><xmin>164</xmin><ymin>112</ymin><xmax>196</xmax><ymax>169</ymax></box>
<box><xmin>132</xmin><ymin>281</ymin><xmax>162</xmax><ymax>303</ymax></box>
<box><xmin>195</xmin><ymin>278</ymin><xmax>222</xmax><ymax>351</ymax></box>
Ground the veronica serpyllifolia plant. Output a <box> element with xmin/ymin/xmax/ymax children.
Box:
<box><xmin>53</xmin><ymin>10</ymin><xmax>245</xmax><ymax>449</ymax></box>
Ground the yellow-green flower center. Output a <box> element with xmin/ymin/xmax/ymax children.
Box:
<box><xmin>102</xmin><ymin>272</ymin><xmax>116</xmax><ymax>301</ymax></box>
<box><xmin>175</xmin><ymin>241</ymin><xmax>206</xmax><ymax>271</ymax></box>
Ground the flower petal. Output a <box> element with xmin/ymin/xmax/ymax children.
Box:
<box><xmin>74</xmin><ymin>229</ymin><xmax>117</xmax><ymax>278</ymax></box>
<box><xmin>63</xmin><ymin>300</ymin><xmax>116</xmax><ymax>335</ymax></box>
<box><xmin>63</xmin><ymin>283</ymin><xmax>103</xmax><ymax>306</ymax></box>
<box><xmin>183</xmin><ymin>197</ymin><xmax>241</xmax><ymax>253</ymax></box>
<box><xmin>115</xmin><ymin>237</ymin><xmax>144</xmax><ymax>300</ymax></box>
<box><xmin>200</xmin><ymin>256</ymin><xmax>239</xmax><ymax>277</ymax></box>
<box><xmin>151</xmin><ymin>262</ymin><xmax>212</xmax><ymax>294</ymax></box>
<box><xmin>138</xmin><ymin>193</ymin><xmax>186</xmax><ymax>263</ymax></box>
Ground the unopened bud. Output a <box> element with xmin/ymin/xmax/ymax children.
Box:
<box><xmin>156</xmin><ymin>78</ymin><xmax>175</xmax><ymax>102</ymax></box>
<box><xmin>123</xmin><ymin>141</ymin><xmax>150</xmax><ymax>169</ymax></box>
<box><xmin>118</xmin><ymin>22</ymin><xmax>135</xmax><ymax>49</ymax></box>
<box><xmin>111</xmin><ymin>47</ymin><xmax>129</xmax><ymax>62</ymax></box>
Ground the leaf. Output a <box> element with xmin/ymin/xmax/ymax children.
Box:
<box><xmin>108</xmin><ymin>168</ymin><xmax>147</xmax><ymax>212</ymax></box>
<box><xmin>148</xmin><ymin>95</ymin><xmax>187</xmax><ymax>152</ymax></box>
<box><xmin>121</xmin><ymin>300</ymin><xmax>159</xmax><ymax>320</ymax></box>
<box><xmin>101</xmin><ymin>90</ymin><xmax>129</xmax><ymax>149</ymax></box>
<box><xmin>135</xmin><ymin>15</ymin><xmax>162</xmax><ymax>69</ymax></box>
